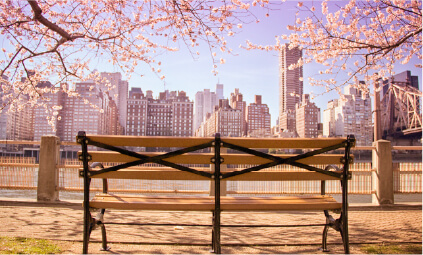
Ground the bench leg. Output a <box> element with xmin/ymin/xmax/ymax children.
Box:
<box><xmin>97</xmin><ymin>209</ymin><xmax>111</xmax><ymax>251</ymax></box>
<box><xmin>83</xmin><ymin>211</ymin><xmax>94</xmax><ymax>254</ymax></box>
<box><xmin>323</xmin><ymin>211</ymin><xmax>350</xmax><ymax>254</ymax></box>
<box><xmin>211</xmin><ymin>210</ymin><xmax>221</xmax><ymax>254</ymax></box>
<box><xmin>211</xmin><ymin>211</ymin><xmax>215</xmax><ymax>252</ymax></box>
<box><xmin>100</xmin><ymin>223</ymin><xmax>110</xmax><ymax>251</ymax></box>
<box><xmin>340</xmin><ymin>214</ymin><xmax>350</xmax><ymax>254</ymax></box>
<box><xmin>321</xmin><ymin>224</ymin><xmax>330</xmax><ymax>252</ymax></box>
<box><xmin>321</xmin><ymin>210</ymin><xmax>332</xmax><ymax>252</ymax></box>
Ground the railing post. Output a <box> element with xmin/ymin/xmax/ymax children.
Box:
<box><xmin>372</xmin><ymin>140</ymin><xmax>394</xmax><ymax>204</ymax></box>
<box><xmin>37</xmin><ymin>135</ymin><xmax>60</xmax><ymax>201</ymax></box>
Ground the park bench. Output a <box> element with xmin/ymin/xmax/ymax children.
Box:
<box><xmin>77</xmin><ymin>132</ymin><xmax>355</xmax><ymax>254</ymax></box>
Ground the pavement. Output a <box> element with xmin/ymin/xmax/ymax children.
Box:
<box><xmin>0</xmin><ymin>197</ymin><xmax>421</xmax><ymax>254</ymax></box>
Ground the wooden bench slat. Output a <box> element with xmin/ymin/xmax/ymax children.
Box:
<box><xmin>82</xmin><ymin>151</ymin><xmax>348</xmax><ymax>165</ymax></box>
<box><xmin>221</xmin><ymin>137</ymin><xmax>349</xmax><ymax>149</ymax></box>
<box><xmin>86</xmin><ymin>135</ymin><xmax>213</xmax><ymax>148</ymax></box>
<box><xmin>84</xmin><ymin>135</ymin><xmax>349</xmax><ymax>149</ymax></box>
<box><xmin>89</xmin><ymin>194</ymin><xmax>341</xmax><ymax>211</ymax></box>
<box><xmin>87</xmin><ymin>169</ymin><xmax>342</xmax><ymax>181</ymax></box>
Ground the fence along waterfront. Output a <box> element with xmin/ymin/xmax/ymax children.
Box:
<box><xmin>0</xmin><ymin>156</ymin><xmax>421</xmax><ymax>195</ymax></box>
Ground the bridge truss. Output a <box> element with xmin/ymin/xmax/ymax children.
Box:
<box><xmin>381</xmin><ymin>82</ymin><xmax>422</xmax><ymax>137</ymax></box>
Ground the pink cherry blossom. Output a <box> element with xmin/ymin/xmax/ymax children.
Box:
<box><xmin>0</xmin><ymin>0</ymin><xmax>266</xmax><ymax>130</ymax></box>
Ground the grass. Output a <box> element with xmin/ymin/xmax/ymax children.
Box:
<box><xmin>361</xmin><ymin>243</ymin><xmax>422</xmax><ymax>254</ymax></box>
<box><xmin>0</xmin><ymin>236</ymin><xmax>421</xmax><ymax>254</ymax></box>
<box><xmin>0</xmin><ymin>236</ymin><xmax>62</xmax><ymax>254</ymax></box>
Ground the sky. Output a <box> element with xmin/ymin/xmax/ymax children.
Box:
<box><xmin>92</xmin><ymin>1</ymin><xmax>422</xmax><ymax>126</ymax></box>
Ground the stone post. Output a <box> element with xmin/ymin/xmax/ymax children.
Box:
<box><xmin>37</xmin><ymin>136</ymin><xmax>60</xmax><ymax>201</ymax></box>
<box><xmin>372</xmin><ymin>140</ymin><xmax>394</xmax><ymax>204</ymax></box>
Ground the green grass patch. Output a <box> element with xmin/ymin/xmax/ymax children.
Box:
<box><xmin>0</xmin><ymin>236</ymin><xmax>62</xmax><ymax>254</ymax></box>
<box><xmin>361</xmin><ymin>243</ymin><xmax>422</xmax><ymax>254</ymax></box>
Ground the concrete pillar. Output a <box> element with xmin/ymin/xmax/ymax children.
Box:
<box><xmin>372</xmin><ymin>140</ymin><xmax>394</xmax><ymax>204</ymax></box>
<box><xmin>37</xmin><ymin>136</ymin><xmax>60</xmax><ymax>201</ymax></box>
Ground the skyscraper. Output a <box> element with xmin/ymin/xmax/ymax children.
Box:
<box><xmin>279</xmin><ymin>44</ymin><xmax>303</xmax><ymax>132</ymax></box>
<box><xmin>194</xmin><ymin>88</ymin><xmax>218</xmax><ymax>130</ymax></box>
<box><xmin>100</xmin><ymin>72</ymin><xmax>128</xmax><ymax>134</ymax></box>
<box><xmin>216</xmin><ymin>83</ymin><xmax>224</xmax><ymax>100</ymax></box>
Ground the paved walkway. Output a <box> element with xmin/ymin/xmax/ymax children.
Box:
<box><xmin>0</xmin><ymin>198</ymin><xmax>421</xmax><ymax>254</ymax></box>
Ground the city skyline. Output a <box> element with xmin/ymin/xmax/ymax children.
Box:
<box><xmin>84</xmin><ymin>1</ymin><xmax>421</xmax><ymax>126</ymax></box>
<box><xmin>0</xmin><ymin>69</ymin><xmax>420</xmax><ymax>149</ymax></box>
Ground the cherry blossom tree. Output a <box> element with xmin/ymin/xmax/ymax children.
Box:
<box><xmin>247</xmin><ymin>0</ymin><xmax>422</xmax><ymax>98</ymax></box>
<box><xmin>0</xmin><ymin>0</ymin><xmax>267</xmax><ymax>128</ymax></box>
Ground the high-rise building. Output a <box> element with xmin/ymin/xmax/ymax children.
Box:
<box><xmin>323</xmin><ymin>100</ymin><xmax>338</xmax><ymax>138</ymax></box>
<box><xmin>127</xmin><ymin>88</ymin><xmax>148</xmax><ymax>136</ymax></box>
<box><xmin>60</xmin><ymin>81</ymin><xmax>114</xmax><ymax>141</ymax></box>
<box><xmin>100</xmin><ymin>72</ymin><xmax>128</xmax><ymax>134</ymax></box>
<box><xmin>0</xmin><ymin>76</ymin><xmax>34</xmax><ymax>151</ymax></box>
<box><xmin>216</xmin><ymin>83</ymin><xmax>224</xmax><ymax>100</ymax></box>
<box><xmin>33</xmin><ymin>81</ymin><xmax>67</xmax><ymax>141</ymax></box>
<box><xmin>194</xmin><ymin>88</ymin><xmax>218</xmax><ymax>130</ymax></box>
<box><xmin>246</xmin><ymin>95</ymin><xmax>271</xmax><ymax>137</ymax></box>
<box><xmin>323</xmin><ymin>84</ymin><xmax>372</xmax><ymax>146</ymax></box>
<box><xmin>230</xmin><ymin>88</ymin><xmax>247</xmax><ymax>136</ymax></box>
<box><xmin>198</xmin><ymin>99</ymin><xmax>243</xmax><ymax>137</ymax></box>
<box><xmin>171</xmin><ymin>91</ymin><xmax>194</xmax><ymax>137</ymax></box>
<box><xmin>279</xmin><ymin>44</ymin><xmax>303</xmax><ymax>132</ymax></box>
<box><xmin>381</xmin><ymin>70</ymin><xmax>419</xmax><ymax>95</ymax></box>
<box><xmin>127</xmin><ymin>89</ymin><xmax>193</xmax><ymax>137</ymax></box>
<box><xmin>295</xmin><ymin>94</ymin><xmax>320</xmax><ymax>138</ymax></box>
<box><xmin>146</xmin><ymin>94</ymin><xmax>173</xmax><ymax>136</ymax></box>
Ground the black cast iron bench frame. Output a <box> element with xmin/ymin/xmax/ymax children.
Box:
<box><xmin>77</xmin><ymin>132</ymin><xmax>355</xmax><ymax>254</ymax></box>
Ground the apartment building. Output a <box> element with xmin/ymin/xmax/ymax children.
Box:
<box><xmin>246</xmin><ymin>95</ymin><xmax>271</xmax><ymax>137</ymax></box>
<box><xmin>323</xmin><ymin>84</ymin><xmax>372</xmax><ymax>146</ymax></box>
<box><xmin>295</xmin><ymin>94</ymin><xmax>320</xmax><ymax>138</ymax></box>
<box><xmin>127</xmin><ymin>88</ymin><xmax>193</xmax><ymax>137</ymax></box>
<box><xmin>172</xmin><ymin>91</ymin><xmax>194</xmax><ymax>137</ymax></box>
<box><xmin>199</xmin><ymin>99</ymin><xmax>243</xmax><ymax>137</ymax></box>
<box><xmin>126</xmin><ymin>88</ymin><xmax>148</xmax><ymax>136</ymax></box>
<box><xmin>60</xmin><ymin>81</ymin><xmax>116</xmax><ymax>141</ymax></box>
<box><xmin>230</xmin><ymin>88</ymin><xmax>247</xmax><ymax>136</ymax></box>
<box><xmin>0</xmin><ymin>76</ymin><xmax>34</xmax><ymax>150</ymax></box>
<box><xmin>323</xmin><ymin>100</ymin><xmax>338</xmax><ymax>138</ymax></box>
<box><xmin>33</xmin><ymin>81</ymin><xmax>67</xmax><ymax>141</ymax></box>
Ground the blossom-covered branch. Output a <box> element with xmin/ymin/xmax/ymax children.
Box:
<box><xmin>247</xmin><ymin>0</ymin><xmax>422</xmax><ymax>97</ymax></box>
<box><xmin>0</xmin><ymin>0</ymin><xmax>267</xmax><ymax>129</ymax></box>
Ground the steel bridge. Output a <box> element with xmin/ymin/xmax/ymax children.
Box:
<box><xmin>381</xmin><ymin>81</ymin><xmax>422</xmax><ymax>139</ymax></box>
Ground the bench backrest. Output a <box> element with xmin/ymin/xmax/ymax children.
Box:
<box><xmin>77</xmin><ymin>132</ymin><xmax>355</xmax><ymax>183</ymax></box>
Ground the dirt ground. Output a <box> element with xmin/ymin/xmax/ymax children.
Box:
<box><xmin>0</xmin><ymin>199</ymin><xmax>421</xmax><ymax>254</ymax></box>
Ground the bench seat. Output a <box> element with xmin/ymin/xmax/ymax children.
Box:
<box><xmin>90</xmin><ymin>194</ymin><xmax>342</xmax><ymax>211</ymax></box>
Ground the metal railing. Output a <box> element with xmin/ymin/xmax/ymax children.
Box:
<box><xmin>0</xmin><ymin>140</ymin><xmax>421</xmax><ymax>197</ymax></box>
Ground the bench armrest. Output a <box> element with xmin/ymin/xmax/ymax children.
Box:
<box><xmin>321</xmin><ymin>165</ymin><xmax>341</xmax><ymax>195</ymax></box>
<box><xmin>90</xmin><ymin>162</ymin><xmax>108</xmax><ymax>194</ymax></box>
